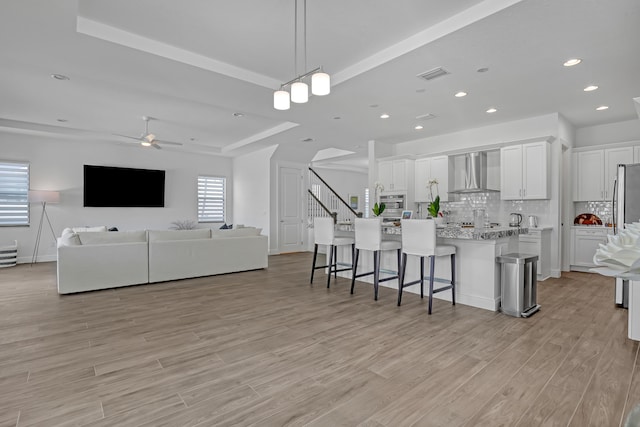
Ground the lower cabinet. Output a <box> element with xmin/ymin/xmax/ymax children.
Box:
<box><xmin>518</xmin><ymin>228</ymin><xmax>551</xmax><ymax>281</ymax></box>
<box><xmin>570</xmin><ymin>227</ymin><xmax>612</xmax><ymax>272</ymax></box>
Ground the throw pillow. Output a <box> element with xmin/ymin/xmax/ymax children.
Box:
<box><xmin>219</xmin><ymin>223</ymin><xmax>233</xmax><ymax>229</ymax></box>
<box><xmin>71</xmin><ymin>226</ymin><xmax>108</xmax><ymax>233</ymax></box>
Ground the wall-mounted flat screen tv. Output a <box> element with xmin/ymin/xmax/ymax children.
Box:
<box><xmin>84</xmin><ymin>165</ymin><xmax>165</xmax><ymax>207</ymax></box>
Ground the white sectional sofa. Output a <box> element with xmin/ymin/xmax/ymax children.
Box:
<box><xmin>57</xmin><ymin>227</ymin><xmax>267</xmax><ymax>294</ymax></box>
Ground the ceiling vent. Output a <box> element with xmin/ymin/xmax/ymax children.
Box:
<box><xmin>415</xmin><ymin>113</ymin><xmax>436</xmax><ymax>121</ymax></box>
<box><xmin>416</xmin><ymin>67</ymin><xmax>450</xmax><ymax>81</ymax></box>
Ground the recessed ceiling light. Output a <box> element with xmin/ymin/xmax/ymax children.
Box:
<box><xmin>486</xmin><ymin>108</ymin><xmax>497</xmax><ymax>113</ymax></box>
<box><xmin>56</xmin><ymin>118</ymin><xmax>68</xmax><ymax>122</ymax></box>
<box><xmin>51</xmin><ymin>74</ymin><xmax>69</xmax><ymax>80</ymax></box>
<box><xmin>333</xmin><ymin>116</ymin><xmax>341</xmax><ymax>120</ymax></box>
<box><xmin>583</xmin><ymin>85</ymin><xmax>599</xmax><ymax>92</ymax></box>
<box><xmin>301</xmin><ymin>137</ymin><xmax>314</xmax><ymax>142</ymax></box>
<box><xmin>596</xmin><ymin>105</ymin><xmax>609</xmax><ymax>111</ymax></box>
<box><xmin>416</xmin><ymin>89</ymin><xmax>426</xmax><ymax>93</ymax></box>
<box><xmin>563</xmin><ymin>58</ymin><xmax>582</xmax><ymax>67</ymax></box>
<box><xmin>477</xmin><ymin>67</ymin><xmax>489</xmax><ymax>73</ymax></box>
<box><xmin>454</xmin><ymin>91</ymin><xmax>467</xmax><ymax>97</ymax></box>
<box><xmin>380</xmin><ymin>113</ymin><xmax>390</xmax><ymax>119</ymax></box>
<box><xmin>232</xmin><ymin>112</ymin><xmax>244</xmax><ymax>117</ymax></box>
<box><xmin>414</xmin><ymin>125</ymin><xmax>424</xmax><ymax>130</ymax></box>
<box><xmin>369</xmin><ymin>104</ymin><xmax>379</xmax><ymax>108</ymax></box>
<box><xmin>190</xmin><ymin>138</ymin><xmax>196</xmax><ymax>141</ymax></box>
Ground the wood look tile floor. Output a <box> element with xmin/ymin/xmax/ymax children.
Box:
<box><xmin>1</xmin><ymin>254</ymin><xmax>639</xmax><ymax>426</ymax></box>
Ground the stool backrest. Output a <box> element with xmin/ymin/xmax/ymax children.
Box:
<box><xmin>314</xmin><ymin>217</ymin><xmax>335</xmax><ymax>245</ymax></box>
<box><xmin>401</xmin><ymin>219</ymin><xmax>436</xmax><ymax>256</ymax></box>
<box><xmin>355</xmin><ymin>217</ymin><xmax>382</xmax><ymax>251</ymax></box>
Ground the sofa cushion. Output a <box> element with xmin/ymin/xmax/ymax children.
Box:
<box><xmin>71</xmin><ymin>226</ymin><xmax>108</xmax><ymax>233</ymax></box>
<box><xmin>59</xmin><ymin>231</ymin><xmax>81</xmax><ymax>246</ymax></box>
<box><xmin>148</xmin><ymin>229</ymin><xmax>211</xmax><ymax>242</ymax></box>
<box><xmin>77</xmin><ymin>230</ymin><xmax>147</xmax><ymax>245</ymax></box>
<box><xmin>211</xmin><ymin>227</ymin><xmax>262</xmax><ymax>238</ymax></box>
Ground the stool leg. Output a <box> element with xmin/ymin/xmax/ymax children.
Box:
<box><xmin>327</xmin><ymin>245</ymin><xmax>334</xmax><ymax>289</ymax></box>
<box><xmin>451</xmin><ymin>253</ymin><xmax>456</xmax><ymax>306</ymax></box>
<box><xmin>396</xmin><ymin>249</ymin><xmax>401</xmax><ymax>280</ymax></box>
<box><xmin>374</xmin><ymin>250</ymin><xmax>380</xmax><ymax>301</ymax></box>
<box><xmin>420</xmin><ymin>256</ymin><xmax>425</xmax><ymax>299</ymax></box>
<box><xmin>334</xmin><ymin>245</ymin><xmax>339</xmax><ymax>279</ymax></box>
<box><xmin>351</xmin><ymin>249</ymin><xmax>360</xmax><ymax>294</ymax></box>
<box><xmin>398</xmin><ymin>252</ymin><xmax>408</xmax><ymax>306</ymax></box>
<box><xmin>310</xmin><ymin>243</ymin><xmax>319</xmax><ymax>284</ymax></box>
<box><xmin>428</xmin><ymin>255</ymin><xmax>435</xmax><ymax>315</ymax></box>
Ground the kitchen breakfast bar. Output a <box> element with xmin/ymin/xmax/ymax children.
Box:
<box><xmin>334</xmin><ymin>223</ymin><xmax>528</xmax><ymax>311</ymax></box>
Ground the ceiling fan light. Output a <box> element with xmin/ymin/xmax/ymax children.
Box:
<box><xmin>140</xmin><ymin>140</ymin><xmax>152</xmax><ymax>147</ymax></box>
<box><xmin>291</xmin><ymin>81</ymin><xmax>308</xmax><ymax>103</ymax></box>
<box><xmin>145</xmin><ymin>133</ymin><xmax>155</xmax><ymax>143</ymax></box>
<box><xmin>311</xmin><ymin>72</ymin><xmax>330</xmax><ymax>96</ymax></box>
<box><xmin>274</xmin><ymin>90</ymin><xmax>290</xmax><ymax>110</ymax></box>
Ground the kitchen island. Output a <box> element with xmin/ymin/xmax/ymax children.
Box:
<box><xmin>335</xmin><ymin>224</ymin><xmax>528</xmax><ymax>311</ymax></box>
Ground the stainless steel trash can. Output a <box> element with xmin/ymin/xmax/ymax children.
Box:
<box><xmin>497</xmin><ymin>252</ymin><xmax>540</xmax><ymax>317</ymax></box>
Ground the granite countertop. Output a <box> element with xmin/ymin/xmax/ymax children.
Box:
<box><xmin>381</xmin><ymin>224</ymin><xmax>528</xmax><ymax>240</ymax></box>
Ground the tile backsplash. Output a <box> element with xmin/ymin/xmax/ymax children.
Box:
<box><xmin>415</xmin><ymin>192</ymin><xmax>551</xmax><ymax>227</ymax></box>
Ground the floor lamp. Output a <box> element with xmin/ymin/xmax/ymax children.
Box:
<box><xmin>29</xmin><ymin>190</ymin><xmax>60</xmax><ymax>265</ymax></box>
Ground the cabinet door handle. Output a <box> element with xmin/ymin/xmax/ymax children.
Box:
<box><xmin>519</xmin><ymin>189</ymin><xmax>522</xmax><ymax>197</ymax></box>
<box><xmin>523</xmin><ymin>188</ymin><xmax>526</xmax><ymax>198</ymax></box>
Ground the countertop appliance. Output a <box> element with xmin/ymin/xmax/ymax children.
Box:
<box><xmin>528</xmin><ymin>215</ymin><xmax>538</xmax><ymax>228</ymax></box>
<box><xmin>509</xmin><ymin>213</ymin><xmax>523</xmax><ymax>227</ymax></box>
<box><xmin>613</xmin><ymin>163</ymin><xmax>640</xmax><ymax>306</ymax></box>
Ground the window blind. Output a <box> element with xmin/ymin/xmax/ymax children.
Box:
<box><xmin>197</xmin><ymin>176</ymin><xmax>225</xmax><ymax>222</ymax></box>
<box><xmin>0</xmin><ymin>161</ymin><xmax>29</xmax><ymax>226</ymax></box>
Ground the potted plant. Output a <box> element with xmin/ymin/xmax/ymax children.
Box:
<box><xmin>427</xmin><ymin>179</ymin><xmax>444</xmax><ymax>224</ymax></box>
<box><xmin>373</xmin><ymin>181</ymin><xmax>386</xmax><ymax>217</ymax></box>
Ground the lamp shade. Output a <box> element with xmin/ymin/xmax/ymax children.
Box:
<box><xmin>290</xmin><ymin>81</ymin><xmax>309</xmax><ymax>103</ymax></box>
<box><xmin>311</xmin><ymin>72</ymin><xmax>331</xmax><ymax>96</ymax></box>
<box><xmin>273</xmin><ymin>90</ymin><xmax>290</xmax><ymax>110</ymax></box>
<box><xmin>28</xmin><ymin>190</ymin><xmax>60</xmax><ymax>204</ymax></box>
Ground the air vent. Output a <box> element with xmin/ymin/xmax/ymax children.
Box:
<box><xmin>415</xmin><ymin>113</ymin><xmax>436</xmax><ymax>121</ymax></box>
<box><xmin>416</xmin><ymin>67</ymin><xmax>450</xmax><ymax>81</ymax></box>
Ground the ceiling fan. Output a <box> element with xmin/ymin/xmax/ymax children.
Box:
<box><xmin>115</xmin><ymin>116</ymin><xmax>183</xmax><ymax>149</ymax></box>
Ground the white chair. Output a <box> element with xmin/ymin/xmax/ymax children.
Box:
<box><xmin>310</xmin><ymin>217</ymin><xmax>355</xmax><ymax>288</ymax></box>
<box><xmin>399</xmin><ymin>219</ymin><xmax>456</xmax><ymax>314</ymax></box>
<box><xmin>351</xmin><ymin>217</ymin><xmax>402</xmax><ymax>300</ymax></box>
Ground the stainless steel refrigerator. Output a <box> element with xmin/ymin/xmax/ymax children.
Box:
<box><xmin>613</xmin><ymin>163</ymin><xmax>640</xmax><ymax>305</ymax></box>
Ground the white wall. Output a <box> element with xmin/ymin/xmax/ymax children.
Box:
<box><xmin>576</xmin><ymin>119</ymin><xmax>640</xmax><ymax>147</ymax></box>
<box><xmin>0</xmin><ymin>133</ymin><xmax>232</xmax><ymax>263</ymax></box>
<box><xmin>395</xmin><ymin>113</ymin><xmax>559</xmax><ymax>156</ymax></box>
<box><xmin>233</xmin><ymin>144</ymin><xmax>278</xmax><ymax>246</ymax></box>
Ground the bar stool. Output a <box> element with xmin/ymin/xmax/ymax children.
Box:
<box><xmin>351</xmin><ymin>217</ymin><xmax>402</xmax><ymax>300</ymax></box>
<box><xmin>398</xmin><ymin>219</ymin><xmax>456</xmax><ymax>314</ymax></box>
<box><xmin>310</xmin><ymin>217</ymin><xmax>355</xmax><ymax>288</ymax></box>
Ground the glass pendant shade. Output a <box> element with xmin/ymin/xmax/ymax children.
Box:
<box><xmin>141</xmin><ymin>140</ymin><xmax>152</xmax><ymax>147</ymax></box>
<box><xmin>273</xmin><ymin>90</ymin><xmax>290</xmax><ymax>110</ymax></box>
<box><xmin>311</xmin><ymin>72</ymin><xmax>330</xmax><ymax>96</ymax></box>
<box><xmin>291</xmin><ymin>81</ymin><xmax>309</xmax><ymax>103</ymax></box>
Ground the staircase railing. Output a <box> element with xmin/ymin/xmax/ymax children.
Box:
<box><xmin>308</xmin><ymin>167</ymin><xmax>362</xmax><ymax>225</ymax></box>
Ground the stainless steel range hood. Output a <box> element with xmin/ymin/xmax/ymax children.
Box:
<box><xmin>449</xmin><ymin>152</ymin><xmax>499</xmax><ymax>194</ymax></box>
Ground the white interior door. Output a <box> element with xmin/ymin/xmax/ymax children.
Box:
<box><xmin>279</xmin><ymin>165</ymin><xmax>304</xmax><ymax>253</ymax></box>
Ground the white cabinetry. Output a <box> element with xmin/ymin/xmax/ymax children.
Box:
<box><xmin>635</xmin><ymin>146</ymin><xmax>640</xmax><ymax>163</ymax></box>
<box><xmin>570</xmin><ymin>227</ymin><xmax>613</xmax><ymax>271</ymax></box>
<box><xmin>378</xmin><ymin>159</ymin><xmax>413</xmax><ymax>192</ymax></box>
<box><xmin>519</xmin><ymin>228</ymin><xmax>552</xmax><ymax>281</ymax></box>
<box><xmin>414</xmin><ymin>156</ymin><xmax>449</xmax><ymax>202</ymax></box>
<box><xmin>500</xmin><ymin>141</ymin><xmax>550</xmax><ymax>200</ymax></box>
<box><xmin>574</xmin><ymin>147</ymin><xmax>633</xmax><ymax>201</ymax></box>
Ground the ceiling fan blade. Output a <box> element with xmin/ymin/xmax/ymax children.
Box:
<box><xmin>151</xmin><ymin>142</ymin><xmax>162</xmax><ymax>150</ymax></box>
<box><xmin>155</xmin><ymin>139</ymin><xmax>183</xmax><ymax>146</ymax></box>
<box><xmin>113</xmin><ymin>133</ymin><xmax>143</xmax><ymax>141</ymax></box>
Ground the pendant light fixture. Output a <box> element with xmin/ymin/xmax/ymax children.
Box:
<box><xmin>273</xmin><ymin>0</ymin><xmax>330</xmax><ymax>110</ymax></box>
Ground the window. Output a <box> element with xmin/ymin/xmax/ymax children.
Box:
<box><xmin>197</xmin><ymin>176</ymin><xmax>225</xmax><ymax>223</ymax></box>
<box><xmin>0</xmin><ymin>161</ymin><xmax>29</xmax><ymax>226</ymax></box>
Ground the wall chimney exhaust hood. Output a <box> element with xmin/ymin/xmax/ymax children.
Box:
<box><xmin>449</xmin><ymin>152</ymin><xmax>499</xmax><ymax>194</ymax></box>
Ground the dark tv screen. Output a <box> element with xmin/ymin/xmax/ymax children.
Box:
<box><xmin>83</xmin><ymin>165</ymin><xmax>165</xmax><ymax>207</ymax></box>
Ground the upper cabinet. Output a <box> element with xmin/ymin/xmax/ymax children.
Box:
<box><xmin>377</xmin><ymin>159</ymin><xmax>414</xmax><ymax>193</ymax></box>
<box><xmin>414</xmin><ymin>156</ymin><xmax>449</xmax><ymax>202</ymax></box>
<box><xmin>574</xmin><ymin>146</ymin><xmax>634</xmax><ymax>201</ymax></box>
<box><xmin>500</xmin><ymin>141</ymin><xmax>550</xmax><ymax>200</ymax></box>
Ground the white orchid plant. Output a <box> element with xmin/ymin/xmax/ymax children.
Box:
<box><xmin>427</xmin><ymin>179</ymin><xmax>441</xmax><ymax>218</ymax></box>
<box><xmin>373</xmin><ymin>181</ymin><xmax>385</xmax><ymax>216</ymax></box>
